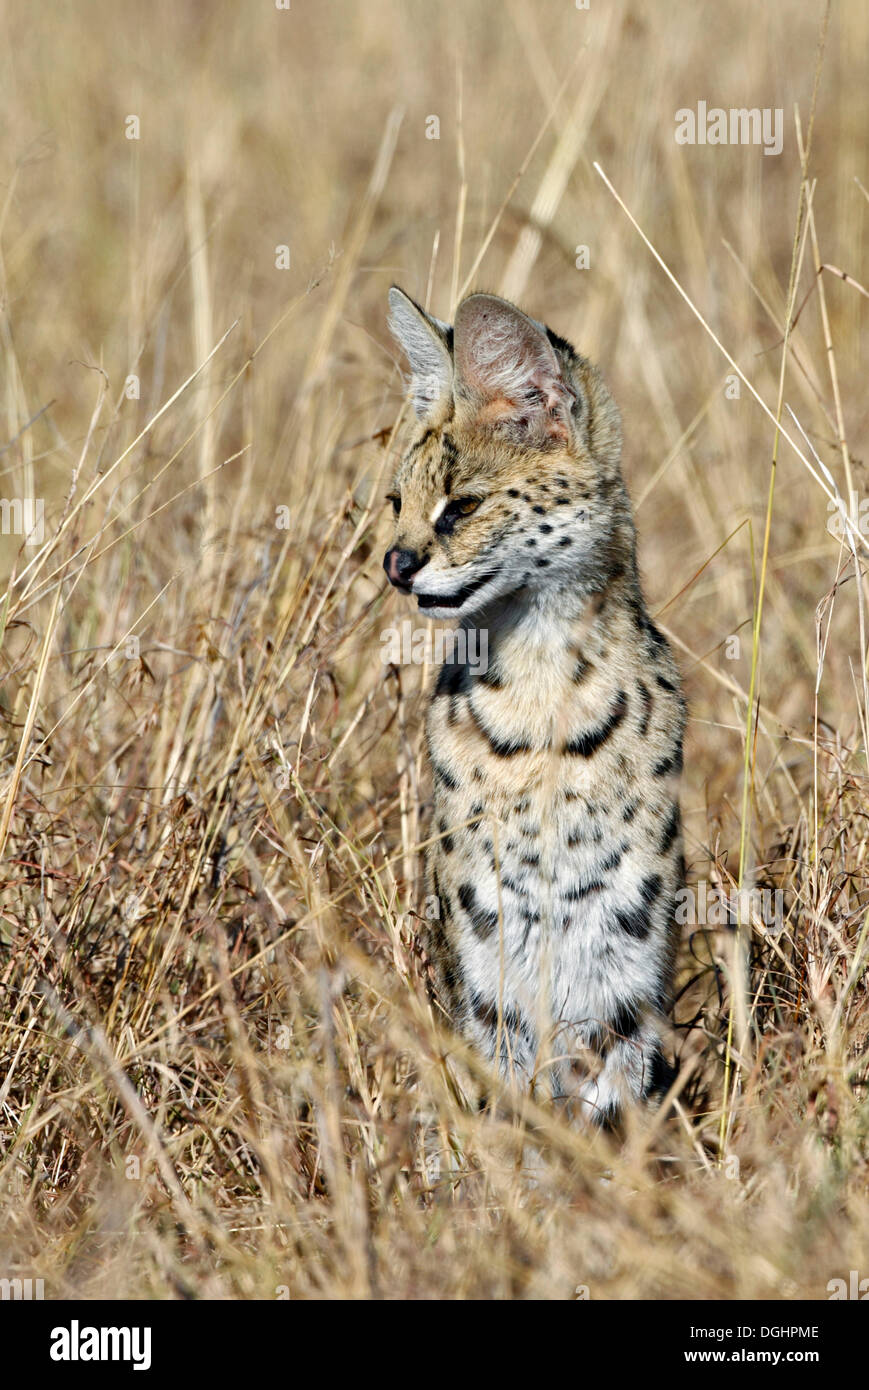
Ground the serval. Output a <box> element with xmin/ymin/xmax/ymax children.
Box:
<box><xmin>383</xmin><ymin>286</ymin><xmax>685</xmax><ymax>1124</ymax></box>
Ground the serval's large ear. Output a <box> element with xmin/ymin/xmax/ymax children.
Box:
<box><xmin>453</xmin><ymin>293</ymin><xmax>576</xmax><ymax>445</ymax></box>
<box><xmin>387</xmin><ymin>286</ymin><xmax>453</xmax><ymax>421</ymax></box>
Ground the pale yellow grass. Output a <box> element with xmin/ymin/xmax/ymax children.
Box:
<box><xmin>0</xmin><ymin>0</ymin><xmax>867</xmax><ymax>1299</ymax></box>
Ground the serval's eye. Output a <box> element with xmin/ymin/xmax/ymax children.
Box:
<box><xmin>387</xmin><ymin>493</ymin><xmax>401</xmax><ymax>516</ymax></box>
<box><xmin>435</xmin><ymin>496</ymin><xmax>482</xmax><ymax>535</ymax></box>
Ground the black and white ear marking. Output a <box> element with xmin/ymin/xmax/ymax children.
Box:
<box><xmin>387</xmin><ymin>286</ymin><xmax>453</xmax><ymax>420</ymax></box>
<box><xmin>453</xmin><ymin>293</ymin><xmax>576</xmax><ymax>444</ymax></box>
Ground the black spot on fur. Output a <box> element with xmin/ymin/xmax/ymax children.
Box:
<box><xmin>458</xmin><ymin>883</ymin><xmax>498</xmax><ymax>940</ymax></box>
<box><xmin>637</xmin><ymin>681</ymin><xmax>653</xmax><ymax>736</ymax></box>
<box><xmin>468</xmin><ymin>700</ymin><xmax>533</xmax><ymax>757</ymax></box>
<box><xmin>405</xmin><ymin>426</ymin><xmax>437</xmax><ymax>459</ymax></box>
<box><xmin>653</xmin><ymin>746</ymin><xmax>684</xmax><ymax>777</ymax></box>
<box><xmin>500</xmin><ymin>874</ymin><xmax>526</xmax><ymax>895</ymax></box>
<box><xmin>471</xmin><ymin>993</ymin><xmax>498</xmax><ymax>1030</ymax></box>
<box><xmin>564</xmin><ymin>879</ymin><xmax>605</xmax><ymax>901</ymax></box>
<box><xmin>643</xmin><ymin>1049</ymin><xmax>677</xmax><ymax>1099</ymax></box>
<box><xmin>565</xmin><ymin>689</ymin><xmax>628</xmax><ymax>757</ymax></box>
<box><xmin>609</xmin><ymin>999</ymin><xmax>640</xmax><ymax>1040</ymax></box>
<box><xmin>613</xmin><ymin>873</ymin><xmax>662</xmax><ymax>940</ymax></box>
<box><xmin>471</xmin><ymin>992</ymin><xmax>530</xmax><ymax>1044</ymax></box>
<box><xmin>439</xmin><ymin>954</ymin><xmax>466</xmax><ymax>1014</ymax></box>
<box><xmin>435</xmin><ymin>661</ymin><xmax>471</xmax><ymax>697</ymax></box>
<box><xmin>630</xmin><ymin>602</ymin><xmax>668</xmax><ymax>652</ymax></box>
<box><xmin>598</xmin><ymin>842</ymin><xmax>627</xmax><ymax>873</ymax></box>
<box><xmin>441</xmin><ymin>433</ymin><xmax>458</xmax><ymax>463</ymax></box>
<box><xmin>432</xmin><ymin>760</ymin><xmax>459</xmax><ymax>790</ymax></box>
<box><xmin>659</xmin><ymin>803</ymin><xmax>681</xmax><ymax>854</ymax></box>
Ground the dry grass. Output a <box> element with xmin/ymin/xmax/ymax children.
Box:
<box><xmin>1</xmin><ymin>0</ymin><xmax>868</xmax><ymax>1300</ymax></box>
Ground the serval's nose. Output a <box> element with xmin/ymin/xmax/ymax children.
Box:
<box><xmin>383</xmin><ymin>547</ymin><xmax>426</xmax><ymax>590</ymax></box>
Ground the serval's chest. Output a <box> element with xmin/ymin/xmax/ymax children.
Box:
<box><xmin>424</xmin><ymin>599</ymin><xmax>684</xmax><ymax>1043</ymax></box>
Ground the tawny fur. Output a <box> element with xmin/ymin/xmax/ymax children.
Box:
<box><xmin>383</xmin><ymin>288</ymin><xmax>685</xmax><ymax>1123</ymax></box>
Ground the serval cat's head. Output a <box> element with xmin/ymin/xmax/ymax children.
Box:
<box><xmin>383</xmin><ymin>287</ymin><xmax>631</xmax><ymax>622</ymax></box>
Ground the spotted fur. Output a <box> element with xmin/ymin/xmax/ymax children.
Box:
<box><xmin>383</xmin><ymin>287</ymin><xmax>685</xmax><ymax>1123</ymax></box>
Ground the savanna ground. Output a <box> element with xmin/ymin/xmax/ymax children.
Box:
<box><xmin>1</xmin><ymin>0</ymin><xmax>868</xmax><ymax>1300</ymax></box>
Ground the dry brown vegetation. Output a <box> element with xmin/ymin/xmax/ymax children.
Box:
<box><xmin>1</xmin><ymin>0</ymin><xmax>868</xmax><ymax>1300</ymax></box>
